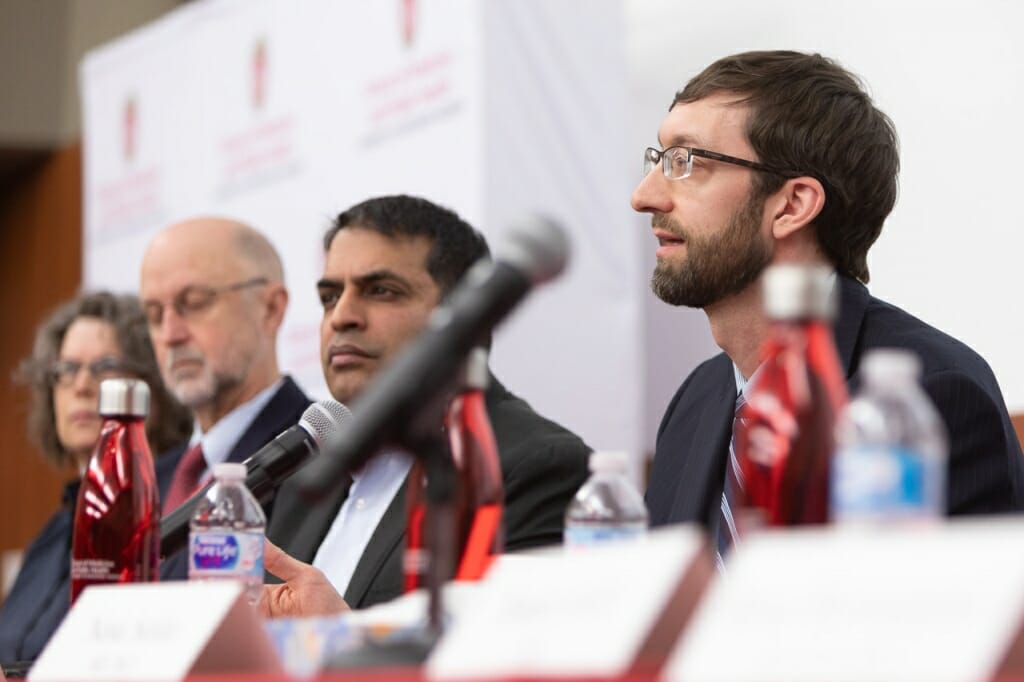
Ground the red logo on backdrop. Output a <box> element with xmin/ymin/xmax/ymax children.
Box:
<box><xmin>252</xmin><ymin>38</ymin><xmax>268</xmax><ymax>109</ymax></box>
<box><xmin>123</xmin><ymin>96</ymin><xmax>137</xmax><ymax>162</ymax></box>
<box><xmin>400</xmin><ymin>0</ymin><xmax>417</xmax><ymax>47</ymax></box>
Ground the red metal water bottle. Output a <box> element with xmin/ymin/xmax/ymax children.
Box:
<box><xmin>448</xmin><ymin>348</ymin><xmax>504</xmax><ymax>581</ymax></box>
<box><xmin>734</xmin><ymin>265</ymin><xmax>848</xmax><ymax>531</ymax></box>
<box><xmin>404</xmin><ymin>460</ymin><xmax>430</xmax><ymax>593</ymax></box>
<box><xmin>404</xmin><ymin>348</ymin><xmax>504</xmax><ymax>592</ymax></box>
<box><xmin>70</xmin><ymin>378</ymin><xmax>160</xmax><ymax>603</ymax></box>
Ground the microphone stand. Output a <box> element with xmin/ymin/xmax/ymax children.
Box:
<box><xmin>326</xmin><ymin>396</ymin><xmax>458</xmax><ymax>668</ymax></box>
<box><xmin>415</xmin><ymin>431</ymin><xmax>457</xmax><ymax>637</ymax></box>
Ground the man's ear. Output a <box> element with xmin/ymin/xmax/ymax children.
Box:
<box><xmin>768</xmin><ymin>176</ymin><xmax>827</xmax><ymax>241</ymax></box>
<box><xmin>264</xmin><ymin>284</ymin><xmax>289</xmax><ymax>331</ymax></box>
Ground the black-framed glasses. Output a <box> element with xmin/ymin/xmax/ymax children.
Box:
<box><xmin>142</xmin><ymin>277</ymin><xmax>269</xmax><ymax>327</ymax></box>
<box><xmin>49</xmin><ymin>357</ymin><xmax>137</xmax><ymax>388</ymax></box>
<box><xmin>643</xmin><ymin>146</ymin><xmax>800</xmax><ymax>180</ymax></box>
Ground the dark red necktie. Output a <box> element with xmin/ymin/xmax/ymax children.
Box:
<box><xmin>163</xmin><ymin>443</ymin><xmax>206</xmax><ymax>513</ymax></box>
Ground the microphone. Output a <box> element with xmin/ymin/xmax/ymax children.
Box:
<box><xmin>159</xmin><ymin>399</ymin><xmax>353</xmax><ymax>556</ymax></box>
<box><xmin>294</xmin><ymin>215</ymin><xmax>570</xmax><ymax>499</ymax></box>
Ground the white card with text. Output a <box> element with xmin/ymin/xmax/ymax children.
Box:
<box><xmin>428</xmin><ymin>525</ymin><xmax>711</xmax><ymax>679</ymax></box>
<box><xmin>665</xmin><ymin>518</ymin><xmax>1024</xmax><ymax>682</ymax></box>
<box><xmin>29</xmin><ymin>581</ymin><xmax>281</xmax><ymax>681</ymax></box>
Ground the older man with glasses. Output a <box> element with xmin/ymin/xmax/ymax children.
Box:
<box><xmin>139</xmin><ymin>216</ymin><xmax>311</xmax><ymax>580</ymax></box>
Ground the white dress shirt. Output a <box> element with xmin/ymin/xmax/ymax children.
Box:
<box><xmin>312</xmin><ymin>450</ymin><xmax>413</xmax><ymax>596</ymax></box>
<box><xmin>188</xmin><ymin>377</ymin><xmax>284</xmax><ymax>483</ymax></box>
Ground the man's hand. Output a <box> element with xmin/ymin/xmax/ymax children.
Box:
<box><xmin>259</xmin><ymin>539</ymin><xmax>350</xmax><ymax>619</ymax></box>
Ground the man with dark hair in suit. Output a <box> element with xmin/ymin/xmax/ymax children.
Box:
<box><xmin>261</xmin><ymin>195</ymin><xmax>590</xmax><ymax>616</ymax></box>
<box><xmin>634</xmin><ymin>50</ymin><xmax>1024</xmax><ymax>533</ymax></box>
<box><xmin>139</xmin><ymin>217</ymin><xmax>311</xmax><ymax>579</ymax></box>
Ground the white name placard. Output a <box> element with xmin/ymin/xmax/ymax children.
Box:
<box><xmin>427</xmin><ymin>525</ymin><xmax>712</xmax><ymax>679</ymax></box>
<box><xmin>29</xmin><ymin>581</ymin><xmax>281</xmax><ymax>681</ymax></box>
<box><xmin>665</xmin><ymin>517</ymin><xmax>1024</xmax><ymax>682</ymax></box>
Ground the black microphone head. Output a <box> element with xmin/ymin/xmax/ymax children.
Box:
<box><xmin>499</xmin><ymin>214</ymin><xmax>569</xmax><ymax>285</ymax></box>
<box><xmin>298</xmin><ymin>399</ymin><xmax>353</xmax><ymax>448</ymax></box>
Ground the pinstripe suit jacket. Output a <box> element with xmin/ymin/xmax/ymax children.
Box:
<box><xmin>646</xmin><ymin>275</ymin><xmax>1024</xmax><ymax>528</ymax></box>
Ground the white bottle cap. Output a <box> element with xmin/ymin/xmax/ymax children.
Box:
<box><xmin>213</xmin><ymin>462</ymin><xmax>247</xmax><ymax>481</ymax></box>
<box><xmin>588</xmin><ymin>450</ymin><xmax>629</xmax><ymax>473</ymax></box>
<box><xmin>861</xmin><ymin>348</ymin><xmax>922</xmax><ymax>387</ymax></box>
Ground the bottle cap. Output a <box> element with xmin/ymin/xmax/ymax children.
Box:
<box><xmin>588</xmin><ymin>450</ymin><xmax>629</xmax><ymax>473</ymax></box>
<box><xmin>213</xmin><ymin>462</ymin><xmax>247</xmax><ymax>481</ymax></box>
<box><xmin>763</xmin><ymin>264</ymin><xmax>837</xmax><ymax>320</ymax></box>
<box><xmin>463</xmin><ymin>347</ymin><xmax>490</xmax><ymax>390</ymax></box>
<box><xmin>98</xmin><ymin>378</ymin><xmax>150</xmax><ymax>417</ymax></box>
<box><xmin>861</xmin><ymin>348</ymin><xmax>922</xmax><ymax>386</ymax></box>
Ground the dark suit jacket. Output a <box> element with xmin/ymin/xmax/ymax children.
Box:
<box><xmin>267</xmin><ymin>375</ymin><xmax>591</xmax><ymax>609</ymax></box>
<box><xmin>646</xmin><ymin>275</ymin><xmax>1024</xmax><ymax>528</ymax></box>
<box><xmin>0</xmin><ymin>460</ymin><xmax>180</xmax><ymax>665</ymax></box>
<box><xmin>158</xmin><ymin>376</ymin><xmax>311</xmax><ymax>580</ymax></box>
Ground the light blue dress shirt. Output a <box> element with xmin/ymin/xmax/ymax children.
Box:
<box><xmin>312</xmin><ymin>450</ymin><xmax>413</xmax><ymax>596</ymax></box>
<box><xmin>189</xmin><ymin>377</ymin><xmax>284</xmax><ymax>483</ymax></box>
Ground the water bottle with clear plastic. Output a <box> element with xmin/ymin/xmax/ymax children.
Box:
<box><xmin>188</xmin><ymin>462</ymin><xmax>266</xmax><ymax>604</ymax></box>
<box><xmin>831</xmin><ymin>348</ymin><xmax>948</xmax><ymax>522</ymax></box>
<box><xmin>564</xmin><ymin>451</ymin><xmax>648</xmax><ymax>546</ymax></box>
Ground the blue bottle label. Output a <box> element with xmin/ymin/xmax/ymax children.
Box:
<box><xmin>564</xmin><ymin>525</ymin><xmax>645</xmax><ymax>547</ymax></box>
<box><xmin>832</xmin><ymin>445</ymin><xmax>938</xmax><ymax>518</ymax></box>
<box><xmin>189</xmin><ymin>531</ymin><xmax>264</xmax><ymax>579</ymax></box>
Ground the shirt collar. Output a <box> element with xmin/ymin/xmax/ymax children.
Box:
<box><xmin>190</xmin><ymin>377</ymin><xmax>284</xmax><ymax>468</ymax></box>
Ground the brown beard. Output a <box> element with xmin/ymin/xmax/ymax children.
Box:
<box><xmin>651</xmin><ymin>190</ymin><xmax>772</xmax><ymax>308</ymax></box>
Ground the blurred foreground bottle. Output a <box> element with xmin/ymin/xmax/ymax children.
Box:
<box><xmin>189</xmin><ymin>462</ymin><xmax>266</xmax><ymax>605</ymax></box>
<box><xmin>404</xmin><ymin>348</ymin><xmax>504</xmax><ymax>592</ymax></box>
<box><xmin>733</xmin><ymin>265</ymin><xmax>847</xmax><ymax>534</ymax></box>
<box><xmin>564</xmin><ymin>451</ymin><xmax>648</xmax><ymax>546</ymax></box>
<box><xmin>832</xmin><ymin>349</ymin><xmax>948</xmax><ymax>522</ymax></box>
<box><xmin>70</xmin><ymin>379</ymin><xmax>159</xmax><ymax>603</ymax></box>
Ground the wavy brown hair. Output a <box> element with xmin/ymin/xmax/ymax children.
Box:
<box><xmin>16</xmin><ymin>291</ymin><xmax>193</xmax><ymax>468</ymax></box>
<box><xmin>675</xmin><ymin>51</ymin><xmax>900</xmax><ymax>283</ymax></box>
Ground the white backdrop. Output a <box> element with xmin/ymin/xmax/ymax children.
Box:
<box><xmin>632</xmin><ymin>0</ymin><xmax>1024</xmax><ymax>444</ymax></box>
<box><xmin>82</xmin><ymin>0</ymin><xmax>1023</xmax><ymax>464</ymax></box>
<box><xmin>80</xmin><ymin>0</ymin><xmax>642</xmax><ymax>456</ymax></box>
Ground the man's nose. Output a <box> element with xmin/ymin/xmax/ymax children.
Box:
<box><xmin>630</xmin><ymin>167</ymin><xmax>673</xmax><ymax>215</ymax></box>
<box><xmin>328</xmin><ymin>290</ymin><xmax>366</xmax><ymax>331</ymax></box>
<box><xmin>157</xmin><ymin>306</ymin><xmax>191</xmax><ymax>345</ymax></box>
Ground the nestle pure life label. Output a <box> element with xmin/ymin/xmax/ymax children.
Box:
<box><xmin>189</xmin><ymin>530</ymin><xmax>264</xmax><ymax>580</ymax></box>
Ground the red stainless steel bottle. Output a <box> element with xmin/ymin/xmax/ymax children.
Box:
<box><xmin>734</xmin><ymin>265</ymin><xmax>848</xmax><ymax>532</ymax></box>
<box><xmin>448</xmin><ymin>348</ymin><xmax>504</xmax><ymax>581</ymax></box>
<box><xmin>70</xmin><ymin>378</ymin><xmax>160</xmax><ymax>603</ymax></box>
<box><xmin>404</xmin><ymin>348</ymin><xmax>504</xmax><ymax>592</ymax></box>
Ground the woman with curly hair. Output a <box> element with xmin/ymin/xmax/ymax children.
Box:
<box><xmin>0</xmin><ymin>291</ymin><xmax>192</xmax><ymax>666</ymax></box>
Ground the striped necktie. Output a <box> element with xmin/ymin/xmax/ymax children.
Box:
<box><xmin>716</xmin><ymin>390</ymin><xmax>747</xmax><ymax>567</ymax></box>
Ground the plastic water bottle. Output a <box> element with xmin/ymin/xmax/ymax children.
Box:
<box><xmin>189</xmin><ymin>462</ymin><xmax>266</xmax><ymax>604</ymax></box>
<box><xmin>564</xmin><ymin>451</ymin><xmax>648</xmax><ymax>546</ymax></box>
<box><xmin>832</xmin><ymin>349</ymin><xmax>948</xmax><ymax>522</ymax></box>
